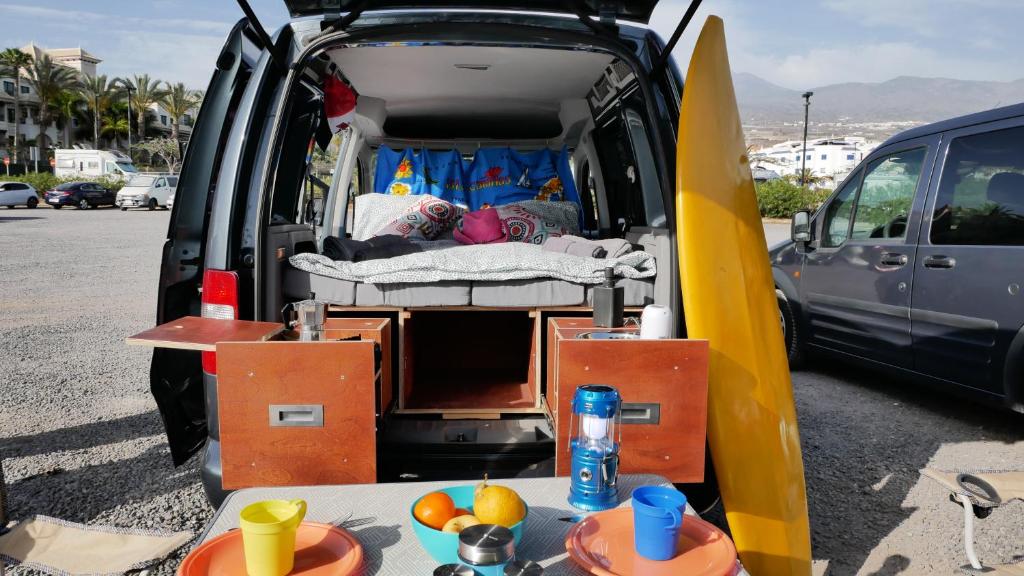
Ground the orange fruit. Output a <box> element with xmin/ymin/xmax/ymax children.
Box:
<box><xmin>454</xmin><ymin>508</ymin><xmax>471</xmax><ymax>517</ymax></box>
<box><xmin>414</xmin><ymin>492</ymin><xmax>456</xmax><ymax>530</ymax></box>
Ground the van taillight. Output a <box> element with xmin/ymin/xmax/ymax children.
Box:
<box><xmin>200</xmin><ymin>269</ymin><xmax>238</xmax><ymax>374</ymax></box>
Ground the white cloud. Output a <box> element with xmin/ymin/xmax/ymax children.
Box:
<box><xmin>104</xmin><ymin>31</ymin><xmax>226</xmax><ymax>88</ymax></box>
<box><xmin>0</xmin><ymin>4</ymin><xmax>231</xmax><ymax>34</ymax></box>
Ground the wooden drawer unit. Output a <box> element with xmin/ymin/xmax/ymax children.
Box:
<box><xmin>216</xmin><ymin>341</ymin><xmax>378</xmax><ymax>490</ymax></box>
<box><xmin>548</xmin><ymin>318</ymin><xmax>709</xmax><ymax>483</ymax></box>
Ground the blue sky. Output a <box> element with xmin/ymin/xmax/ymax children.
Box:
<box><xmin>1</xmin><ymin>0</ymin><xmax>1022</xmax><ymax>90</ymax></box>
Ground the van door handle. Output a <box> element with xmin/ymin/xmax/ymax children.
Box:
<box><xmin>880</xmin><ymin>252</ymin><xmax>908</xmax><ymax>267</ymax></box>
<box><xmin>923</xmin><ymin>255</ymin><xmax>956</xmax><ymax>269</ymax></box>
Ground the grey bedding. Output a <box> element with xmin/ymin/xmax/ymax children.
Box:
<box><xmin>288</xmin><ymin>242</ymin><xmax>656</xmax><ymax>286</ymax></box>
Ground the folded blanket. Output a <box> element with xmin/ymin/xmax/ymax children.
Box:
<box><xmin>290</xmin><ymin>242</ymin><xmax>656</xmax><ymax>285</ymax></box>
<box><xmin>594</xmin><ymin>237</ymin><xmax>633</xmax><ymax>258</ymax></box>
<box><xmin>353</xmin><ymin>242</ymin><xmax>423</xmax><ymax>262</ymax></box>
<box><xmin>542</xmin><ymin>235</ymin><xmax>607</xmax><ymax>258</ymax></box>
<box><xmin>542</xmin><ymin>235</ymin><xmax>633</xmax><ymax>259</ymax></box>
<box><xmin>323</xmin><ymin>234</ymin><xmax>417</xmax><ymax>262</ymax></box>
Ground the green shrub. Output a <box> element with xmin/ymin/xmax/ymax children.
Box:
<box><xmin>2</xmin><ymin>173</ymin><xmax>124</xmax><ymax>195</ymax></box>
<box><xmin>755</xmin><ymin>179</ymin><xmax>830</xmax><ymax>219</ymax></box>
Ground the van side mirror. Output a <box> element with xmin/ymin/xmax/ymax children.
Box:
<box><xmin>791</xmin><ymin>210</ymin><xmax>811</xmax><ymax>243</ymax></box>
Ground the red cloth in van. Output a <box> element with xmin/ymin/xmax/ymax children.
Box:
<box><xmin>324</xmin><ymin>75</ymin><xmax>357</xmax><ymax>133</ymax></box>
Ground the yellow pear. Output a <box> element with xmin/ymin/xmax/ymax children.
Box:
<box><xmin>442</xmin><ymin>514</ymin><xmax>481</xmax><ymax>534</ymax></box>
<box><xmin>473</xmin><ymin>476</ymin><xmax>526</xmax><ymax>528</ymax></box>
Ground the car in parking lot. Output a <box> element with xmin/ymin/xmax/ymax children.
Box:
<box><xmin>116</xmin><ymin>174</ymin><xmax>177</xmax><ymax>210</ymax></box>
<box><xmin>772</xmin><ymin>102</ymin><xmax>1024</xmax><ymax>411</ymax></box>
<box><xmin>45</xmin><ymin>181</ymin><xmax>116</xmax><ymax>209</ymax></box>
<box><xmin>0</xmin><ymin>182</ymin><xmax>39</xmax><ymax>208</ymax></box>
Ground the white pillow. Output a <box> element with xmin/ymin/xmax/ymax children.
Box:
<box><xmin>351</xmin><ymin>193</ymin><xmax>422</xmax><ymax>241</ymax></box>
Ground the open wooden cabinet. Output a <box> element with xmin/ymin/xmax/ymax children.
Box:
<box><xmin>128</xmin><ymin>312</ymin><xmax>709</xmax><ymax>489</ymax></box>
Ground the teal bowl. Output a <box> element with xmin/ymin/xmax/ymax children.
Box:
<box><xmin>410</xmin><ymin>485</ymin><xmax>528</xmax><ymax>564</ymax></box>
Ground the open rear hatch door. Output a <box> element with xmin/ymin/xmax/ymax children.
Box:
<box><xmin>282</xmin><ymin>0</ymin><xmax>662</xmax><ymax>23</ymax></box>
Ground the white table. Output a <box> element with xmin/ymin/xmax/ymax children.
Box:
<box><xmin>199</xmin><ymin>474</ymin><xmax>695</xmax><ymax>575</ymax></box>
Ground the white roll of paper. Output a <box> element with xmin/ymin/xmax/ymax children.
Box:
<box><xmin>639</xmin><ymin>304</ymin><xmax>673</xmax><ymax>339</ymax></box>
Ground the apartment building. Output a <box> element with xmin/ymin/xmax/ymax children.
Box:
<box><xmin>752</xmin><ymin>136</ymin><xmax>879</xmax><ymax>183</ymax></box>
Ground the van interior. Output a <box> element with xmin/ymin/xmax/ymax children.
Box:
<box><xmin>256</xmin><ymin>40</ymin><xmax>677</xmax><ymax>481</ymax></box>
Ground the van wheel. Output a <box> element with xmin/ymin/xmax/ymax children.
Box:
<box><xmin>78</xmin><ymin>199</ymin><xmax>90</xmax><ymax>210</ymax></box>
<box><xmin>778</xmin><ymin>290</ymin><xmax>805</xmax><ymax>369</ymax></box>
<box><xmin>147</xmin><ymin>198</ymin><xmax>157</xmax><ymax>211</ymax></box>
<box><xmin>53</xmin><ymin>204</ymin><xmax>62</xmax><ymax>209</ymax></box>
<box><xmin>120</xmin><ymin>207</ymin><xmax>128</xmax><ymax>211</ymax></box>
<box><xmin>26</xmin><ymin>197</ymin><xmax>38</xmax><ymax>209</ymax></box>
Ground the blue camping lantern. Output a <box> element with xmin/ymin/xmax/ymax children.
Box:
<box><xmin>568</xmin><ymin>385</ymin><xmax>622</xmax><ymax>511</ymax></box>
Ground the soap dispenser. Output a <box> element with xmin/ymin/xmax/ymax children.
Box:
<box><xmin>592</xmin><ymin>266</ymin><xmax>624</xmax><ymax>328</ymax></box>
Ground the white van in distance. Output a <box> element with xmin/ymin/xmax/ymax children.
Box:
<box><xmin>53</xmin><ymin>149</ymin><xmax>138</xmax><ymax>180</ymax></box>
<box><xmin>115</xmin><ymin>174</ymin><xmax>178</xmax><ymax>210</ymax></box>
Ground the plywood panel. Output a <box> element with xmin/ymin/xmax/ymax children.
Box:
<box><xmin>126</xmin><ymin>316</ymin><xmax>284</xmax><ymax>351</ymax></box>
<box><xmin>400</xmin><ymin>311</ymin><xmax>540</xmax><ymax>412</ymax></box>
<box><xmin>217</xmin><ymin>341</ymin><xmax>377</xmax><ymax>489</ymax></box>
<box><xmin>553</xmin><ymin>334</ymin><xmax>708</xmax><ymax>483</ymax></box>
<box><xmin>322</xmin><ymin>318</ymin><xmax>392</xmax><ymax>414</ymax></box>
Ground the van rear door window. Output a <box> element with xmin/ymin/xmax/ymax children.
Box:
<box><xmin>930</xmin><ymin>125</ymin><xmax>1024</xmax><ymax>246</ymax></box>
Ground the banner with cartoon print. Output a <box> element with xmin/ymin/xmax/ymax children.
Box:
<box><xmin>377</xmin><ymin>145</ymin><xmax>581</xmax><ymax>214</ymax></box>
<box><xmin>423</xmin><ymin>148</ymin><xmax>468</xmax><ymax>208</ymax></box>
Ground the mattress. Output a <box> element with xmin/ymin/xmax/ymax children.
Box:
<box><xmin>283</xmin><ymin>266</ymin><xmax>356</xmax><ymax>305</ymax></box>
<box><xmin>356</xmin><ymin>281</ymin><xmax>471</xmax><ymax>307</ymax></box>
<box><xmin>585</xmin><ymin>278</ymin><xmax>656</xmax><ymax>307</ymax></box>
<box><xmin>286</xmin><ymin>268</ymin><xmax>653</xmax><ymax>308</ymax></box>
<box><xmin>472</xmin><ymin>279</ymin><xmax>585</xmax><ymax>307</ymax></box>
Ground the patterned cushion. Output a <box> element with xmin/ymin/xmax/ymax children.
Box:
<box><xmin>511</xmin><ymin>200</ymin><xmax>581</xmax><ymax>236</ymax></box>
<box><xmin>495</xmin><ymin>204</ymin><xmax>569</xmax><ymax>245</ymax></box>
<box><xmin>352</xmin><ymin>193</ymin><xmax>423</xmax><ymax>241</ymax></box>
<box><xmin>373</xmin><ymin>195</ymin><xmax>464</xmax><ymax>240</ymax></box>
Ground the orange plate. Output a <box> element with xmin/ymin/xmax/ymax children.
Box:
<box><xmin>178</xmin><ymin>522</ymin><xmax>363</xmax><ymax>576</ymax></box>
<box><xmin>565</xmin><ymin>508</ymin><xmax>736</xmax><ymax>576</ymax></box>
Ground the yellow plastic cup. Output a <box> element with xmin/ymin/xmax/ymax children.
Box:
<box><xmin>239</xmin><ymin>499</ymin><xmax>308</xmax><ymax>576</ymax></box>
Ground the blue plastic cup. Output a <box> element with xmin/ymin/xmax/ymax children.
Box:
<box><xmin>631</xmin><ymin>486</ymin><xmax>687</xmax><ymax>561</ymax></box>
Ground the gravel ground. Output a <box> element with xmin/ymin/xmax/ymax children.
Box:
<box><xmin>1</xmin><ymin>208</ymin><xmax>1022</xmax><ymax>575</ymax></box>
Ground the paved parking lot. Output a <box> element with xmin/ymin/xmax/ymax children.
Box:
<box><xmin>0</xmin><ymin>207</ymin><xmax>1021</xmax><ymax>574</ymax></box>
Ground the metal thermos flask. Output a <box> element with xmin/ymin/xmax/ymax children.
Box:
<box><xmin>591</xmin><ymin>267</ymin><xmax>624</xmax><ymax>328</ymax></box>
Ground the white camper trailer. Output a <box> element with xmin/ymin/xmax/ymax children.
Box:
<box><xmin>53</xmin><ymin>149</ymin><xmax>138</xmax><ymax>180</ymax></box>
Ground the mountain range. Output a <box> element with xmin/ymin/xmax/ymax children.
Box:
<box><xmin>734</xmin><ymin>73</ymin><xmax>1024</xmax><ymax>126</ymax></box>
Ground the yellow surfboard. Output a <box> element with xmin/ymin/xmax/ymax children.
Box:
<box><xmin>677</xmin><ymin>16</ymin><xmax>812</xmax><ymax>575</ymax></box>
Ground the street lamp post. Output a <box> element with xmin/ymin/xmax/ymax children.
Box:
<box><xmin>800</xmin><ymin>91</ymin><xmax>813</xmax><ymax>187</ymax></box>
<box><xmin>125</xmin><ymin>84</ymin><xmax>132</xmax><ymax>158</ymax></box>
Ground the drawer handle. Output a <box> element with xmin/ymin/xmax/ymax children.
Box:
<box><xmin>620</xmin><ymin>402</ymin><xmax>660</xmax><ymax>425</ymax></box>
<box><xmin>269</xmin><ymin>404</ymin><xmax>324</xmax><ymax>427</ymax></box>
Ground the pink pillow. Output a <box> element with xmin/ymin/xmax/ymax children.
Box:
<box><xmin>373</xmin><ymin>195</ymin><xmax>463</xmax><ymax>240</ymax></box>
<box><xmin>495</xmin><ymin>204</ymin><xmax>568</xmax><ymax>244</ymax></box>
<box><xmin>454</xmin><ymin>207</ymin><xmax>506</xmax><ymax>245</ymax></box>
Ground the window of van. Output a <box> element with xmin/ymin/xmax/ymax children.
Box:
<box><xmin>849</xmin><ymin>147</ymin><xmax>925</xmax><ymax>241</ymax></box>
<box><xmin>127</xmin><ymin>175</ymin><xmax>157</xmax><ymax>187</ymax></box>
<box><xmin>931</xmin><ymin>125</ymin><xmax>1024</xmax><ymax>246</ymax></box>
<box><xmin>821</xmin><ymin>169</ymin><xmax>861</xmax><ymax>247</ymax></box>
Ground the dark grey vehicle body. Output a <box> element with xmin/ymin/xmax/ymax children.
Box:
<box><xmin>771</xmin><ymin>103</ymin><xmax>1024</xmax><ymax>411</ymax></box>
<box><xmin>150</xmin><ymin>2</ymin><xmax>696</xmax><ymax>506</ymax></box>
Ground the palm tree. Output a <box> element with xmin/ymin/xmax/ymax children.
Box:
<box><xmin>0</xmin><ymin>48</ymin><xmax>33</xmax><ymax>162</ymax></box>
<box><xmin>77</xmin><ymin>74</ymin><xmax>117</xmax><ymax>149</ymax></box>
<box><xmin>117</xmin><ymin>74</ymin><xmax>166</xmax><ymax>141</ymax></box>
<box><xmin>101</xmin><ymin>102</ymin><xmax>130</xmax><ymax>149</ymax></box>
<box><xmin>24</xmin><ymin>54</ymin><xmax>78</xmax><ymax>151</ymax></box>
<box><xmin>52</xmin><ymin>89</ymin><xmax>82</xmax><ymax>148</ymax></box>
<box><xmin>159</xmin><ymin>81</ymin><xmax>199</xmax><ymax>145</ymax></box>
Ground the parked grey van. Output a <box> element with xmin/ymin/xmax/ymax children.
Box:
<box><xmin>772</xmin><ymin>103</ymin><xmax>1024</xmax><ymax>411</ymax></box>
<box><xmin>151</xmin><ymin>0</ymin><xmax>713</xmax><ymax>506</ymax></box>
